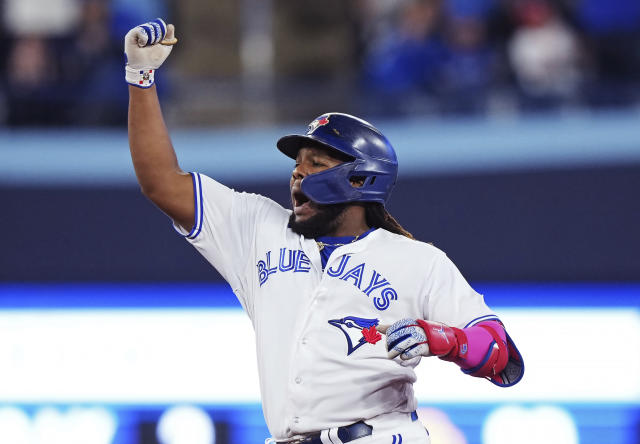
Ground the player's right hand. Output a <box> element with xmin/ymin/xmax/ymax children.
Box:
<box><xmin>124</xmin><ymin>18</ymin><xmax>177</xmax><ymax>88</ymax></box>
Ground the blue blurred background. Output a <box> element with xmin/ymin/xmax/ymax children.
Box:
<box><xmin>0</xmin><ymin>0</ymin><xmax>639</xmax><ymax>443</ymax></box>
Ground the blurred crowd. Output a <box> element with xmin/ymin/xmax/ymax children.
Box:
<box><xmin>356</xmin><ymin>0</ymin><xmax>640</xmax><ymax>115</ymax></box>
<box><xmin>0</xmin><ymin>0</ymin><xmax>166</xmax><ymax>125</ymax></box>
<box><xmin>0</xmin><ymin>0</ymin><xmax>638</xmax><ymax>126</ymax></box>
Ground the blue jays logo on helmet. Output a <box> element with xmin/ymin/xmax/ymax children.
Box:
<box><xmin>307</xmin><ymin>115</ymin><xmax>330</xmax><ymax>134</ymax></box>
<box><xmin>277</xmin><ymin>112</ymin><xmax>398</xmax><ymax>205</ymax></box>
<box><xmin>328</xmin><ymin>316</ymin><xmax>382</xmax><ymax>356</ymax></box>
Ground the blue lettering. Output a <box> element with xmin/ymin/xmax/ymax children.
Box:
<box><xmin>258</xmin><ymin>248</ymin><xmax>398</xmax><ymax>311</ymax></box>
<box><xmin>327</xmin><ymin>255</ymin><xmax>350</xmax><ymax>277</ymax></box>
<box><xmin>279</xmin><ymin>248</ymin><xmax>296</xmax><ymax>272</ymax></box>
<box><xmin>257</xmin><ymin>260</ymin><xmax>269</xmax><ymax>286</ymax></box>
<box><xmin>374</xmin><ymin>287</ymin><xmax>397</xmax><ymax>311</ymax></box>
<box><xmin>326</xmin><ymin>259</ymin><xmax>399</xmax><ymax>310</ymax></box>
<box><xmin>362</xmin><ymin>270</ymin><xmax>389</xmax><ymax>296</ymax></box>
<box><xmin>257</xmin><ymin>250</ymin><xmax>278</xmax><ymax>286</ymax></box>
<box><xmin>294</xmin><ymin>251</ymin><xmax>311</xmax><ymax>272</ymax></box>
<box><xmin>340</xmin><ymin>263</ymin><xmax>365</xmax><ymax>289</ymax></box>
<box><xmin>266</xmin><ymin>251</ymin><xmax>277</xmax><ymax>275</ymax></box>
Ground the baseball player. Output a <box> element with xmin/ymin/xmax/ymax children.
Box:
<box><xmin>125</xmin><ymin>19</ymin><xmax>524</xmax><ymax>444</ymax></box>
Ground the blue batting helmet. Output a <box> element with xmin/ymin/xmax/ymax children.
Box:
<box><xmin>277</xmin><ymin>113</ymin><xmax>398</xmax><ymax>205</ymax></box>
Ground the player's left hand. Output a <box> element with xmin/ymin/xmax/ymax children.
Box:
<box><xmin>379</xmin><ymin>318</ymin><xmax>462</xmax><ymax>361</ymax></box>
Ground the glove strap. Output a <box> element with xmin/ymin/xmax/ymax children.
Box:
<box><xmin>415</xmin><ymin>319</ymin><xmax>466</xmax><ymax>359</ymax></box>
<box><xmin>125</xmin><ymin>66</ymin><xmax>155</xmax><ymax>88</ymax></box>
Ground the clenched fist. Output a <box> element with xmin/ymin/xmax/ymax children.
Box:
<box><xmin>124</xmin><ymin>18</ymin><xmax>177</xmax><ymax>88</ymax></box>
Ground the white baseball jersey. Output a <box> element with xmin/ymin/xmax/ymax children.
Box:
<box><xmin>175</xmin><ymin>173</ymin><xmax>497</xmax><ymax>440</ymax></box>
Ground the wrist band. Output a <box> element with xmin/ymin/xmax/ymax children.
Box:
<box><xmin>125</xmin><ymin>66</ymin><xmax>155</xmax><ymax>88</ymax></box>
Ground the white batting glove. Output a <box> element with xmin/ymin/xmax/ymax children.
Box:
<box><xmin>124</xmin><ymin>18</ymin><xmax>176</xmax><ymax>88</ymax></box>
<box><xmin>383</xmin><ymin>319</ymin><xmax>430</xmax><ymax>360</ymax></box>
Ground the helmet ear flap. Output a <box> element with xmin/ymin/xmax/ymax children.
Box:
<box><xmin>301</xmin><ymin>162</ymin><xmax>363</xmax><ymax>205</ymax></box>
<box><xmin>349</xmin><ymin>175</ymin><xmax>367</xmax><ymax>188</ymax></box>
<box><xmin>348</xmin><ymin>175</ymin><xmax>378</xmax><ymax>189</ymax></box>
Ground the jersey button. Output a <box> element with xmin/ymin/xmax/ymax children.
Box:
<box><xmin>293</xmin><ymin>416</ymin><xmax>300</xmax><ymax>424</ymax></box>
<box><xmin>295</xmin><ymin>377</ymin><xmax>302</xmax><ymax>384</ymax></box>
<box><xmin>301</xmin><ymin>338</ymin><xmax>307</xmax><ymax>345</ymax></box>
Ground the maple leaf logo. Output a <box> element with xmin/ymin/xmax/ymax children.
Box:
<box><xmin>362</xmin><ymin>326</ymin><xmax>382</xmax><ymax>344</ymax></box>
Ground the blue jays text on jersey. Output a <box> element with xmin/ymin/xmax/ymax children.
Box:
<box><xmin>257</xmin><ymin>248</ymin><xmax>398</xmax><ymax>311</ymax></box>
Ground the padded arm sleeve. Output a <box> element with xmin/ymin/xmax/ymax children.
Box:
<box><xmin>456</xmin><ymin>320</ymin><xmax>524</xmax><ymax>387</ymax></box>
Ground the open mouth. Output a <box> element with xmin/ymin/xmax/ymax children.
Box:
<box><xmin>293</xmin><ymin>190</ymin><xmax>311</xmax><ymax>208</ymax></box>
<box><xmin>292</xmin><ymin>189</ymin><xmax>315</xmax><ymax>217</ymax></box>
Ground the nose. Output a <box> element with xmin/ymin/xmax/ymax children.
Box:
<box><xmin>292</xmin><ymin>163</ymin><xmax>308</xmax><ymax>181</ymax></box>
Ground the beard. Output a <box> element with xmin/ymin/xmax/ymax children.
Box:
<box><xmin>288</xmin><ymin>202</ymin><xmax>349</xmax><ymax>238</ymax></box>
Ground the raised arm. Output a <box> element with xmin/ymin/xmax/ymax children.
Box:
<box><xmin>125</xmin><ymin>19</ymin><xmax>194</xmax><ymax>230</ymax></box>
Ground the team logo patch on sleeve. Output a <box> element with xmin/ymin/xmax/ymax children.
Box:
<box><xmin>328</xmin><ymin>316</ymin><xmax>381</xmax><ymax>355</ymax></box>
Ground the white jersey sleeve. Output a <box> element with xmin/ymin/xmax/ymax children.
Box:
<box><xmin>423</xmin><ymin>250</ymin><xmax>497</xmax><ymax>328</ymax></box>
<box><xmin>173</xmin><ymin>173</ymin><xmax>289</xmax><ymax>318</ymax></box>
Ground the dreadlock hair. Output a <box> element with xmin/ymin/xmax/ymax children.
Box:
<box><xmin>364</xmin><ymin>202</ymin><xmax>414</xmax><ymax>239</ymax></box>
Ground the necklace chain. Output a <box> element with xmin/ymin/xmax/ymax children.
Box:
<box><xmin>316</xmin><ymin>233</ymin><xmax>362</xmax><ymax>251</ymax></box>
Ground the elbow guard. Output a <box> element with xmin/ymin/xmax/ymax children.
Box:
<box><xmin>462</xmin><ymin>322</ymin><xmax>525</xmax><ymax>387</ymax></box>
<box><xmin>413</xmin><ymin>318</ymin><xmax>524</xmax><ymax>387</ymax></box>
<box><xmin>461</xmin><ymin>324</ymin><xmax>509</xmax><ymax>379</ymax></box>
